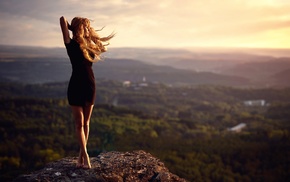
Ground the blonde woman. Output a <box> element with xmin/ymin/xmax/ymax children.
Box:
<box><xmin>60</xmin><ymin>16</ymin><xmax>114</xmax><ymax>169</ymax></box>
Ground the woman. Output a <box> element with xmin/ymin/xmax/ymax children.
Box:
<box><xmin>60</xmin><ymin>16</ymin><xmax>114</xmax><ymax>169</ymax></box>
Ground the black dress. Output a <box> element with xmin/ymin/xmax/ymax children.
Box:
<box><xmin>65</xmin><ymin>39</ymin><xmax>96</xmax><ymax>106</ymax></box>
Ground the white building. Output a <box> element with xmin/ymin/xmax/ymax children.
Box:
<box><xmin>228</xmin><ymin>123</ymin><xmax>247</xmax><ymax>133</ymax></box>
<box><xmin>123</xmin><ymin>81</ymin><xmax>131</xmax><ymax>87</ymax></box>
<box><xmin>243</xmin><ymin>100</ymin><xmax>266</xmax><ymax>106</ymax></box>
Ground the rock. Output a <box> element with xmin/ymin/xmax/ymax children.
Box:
<box><xmin>14</xmin><ymin>150</ymin><xmax>187</xmax><ymax>182</ymax></box>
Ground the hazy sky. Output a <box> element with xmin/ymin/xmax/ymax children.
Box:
<box><xmin>1</xmin><ymin>0</ymin><xmax>290</xmax><ymax>48</ymax></box>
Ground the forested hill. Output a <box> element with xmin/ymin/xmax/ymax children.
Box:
<box><xmin>1</xmin><ymin>80</ymin><xmax>290</xmax><ymax>181</ymax></box>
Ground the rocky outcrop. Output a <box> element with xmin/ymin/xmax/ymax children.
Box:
<box><xmin>14</xmin><ymin>150</ymin><xmax>187</xmax><ymax>182</ymax></box>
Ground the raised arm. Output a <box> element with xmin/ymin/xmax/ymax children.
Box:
<box><xmin>60</xmin><ymin>16</ymin><xmax>71</xmax><ymax>44</ymax></box>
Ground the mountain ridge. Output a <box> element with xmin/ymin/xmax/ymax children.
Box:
<box><xmin>1</xmin><ymin>45</ymin><xmax>290</xmax><ymax>87</ymax></box>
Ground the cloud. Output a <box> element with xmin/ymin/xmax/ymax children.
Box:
<box><xmin>1</xmin><ymin>0</ymin><xmax>290</xmax><ymax>48</ymax></box>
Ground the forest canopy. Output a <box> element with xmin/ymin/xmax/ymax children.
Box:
<box><xmin>0</xmin><ymin>80</ymin><xmax>289</xmax><ymax>181</ymax></box>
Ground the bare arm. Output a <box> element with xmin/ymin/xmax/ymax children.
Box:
<box><xmin>60</xmin><ymin>16</ymin><xmax>71</xmax><ymax>44</ymax></box>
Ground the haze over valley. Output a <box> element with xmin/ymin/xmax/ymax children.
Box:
<box><xmin>0</xmin><ymin>45</ymin><xmax>290</xmax><ymax>88</ymax></box>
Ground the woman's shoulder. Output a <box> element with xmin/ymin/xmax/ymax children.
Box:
<box><xmin>65</xmin><ymin>39</ymin><xmax>81</xmax><ymax>54</ymax></box>
<box><xmin>65</xmin><ymin>39</ymin><xmax>80</xmax><ymax>48</ymax></box>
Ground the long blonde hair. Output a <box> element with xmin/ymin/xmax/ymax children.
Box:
<box><xmin>70</xmin><ymin>17</ymin><xmax>115</xmax><ymax>62</ymax></box>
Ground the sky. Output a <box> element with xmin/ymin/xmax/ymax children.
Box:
<box><xmin>1</xmin><ymin>0</ymin><xmax>290</xmax><ymax>49</ymax></box>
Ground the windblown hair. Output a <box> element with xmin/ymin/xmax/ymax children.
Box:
<box><xmin>70</xmin><ymin>17</ymin><xmax>115</xmax><ymax>62</ymax></box>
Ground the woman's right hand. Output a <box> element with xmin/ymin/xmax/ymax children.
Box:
<box><xmin>60</xmin><ymin>16</ymin><xmax>71</xmax><ymax>44</ymax></box>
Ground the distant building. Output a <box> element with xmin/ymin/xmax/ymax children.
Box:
<box><xmin>243</xmin><ymin>100</ymin><xmax>266</xmax><ymax>106</ymax></box>
<box><xmin>123</xmin><ymin>76</ymin><xmax>149</xmax><ymax>89</ymax></box>
<box><xmin>139</xmin><ymin>76</ymin><xmax>148</xmax><ymax>87</ymax></box>
<box><xmin>228</xmin><ymin>123</ymin><xmax>246</xmax><ymax>133</ymax></box>
<box><xmin>123</xmin><ymin>81</ymin><xmax>131</xmax><ymax>87</ymax></box>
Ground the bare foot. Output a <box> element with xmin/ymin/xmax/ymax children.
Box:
<box><xmin>76</xmin><ymin>151</ymin><xmax>84</xmax><ymax>168</ymax></box>
<box><xmin>83</xmin><ymin>153</ymin><xmax>91</xmax><ymax>169</ymax></box>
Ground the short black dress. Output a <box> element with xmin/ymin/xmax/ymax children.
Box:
<box><xmin>65</xmin><ymin>39</ymin><xmax>96</xmax><ymax>106</ymax></box>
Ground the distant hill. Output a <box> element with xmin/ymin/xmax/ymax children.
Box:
<box><xmin>269</xmin><ymin>68</ymin><xmax>290</xmax><ymax>87</ymax></box>
<box><xmin>0</xmin><ymin>44</ymin><xmax>66</xmax><ymax>59</ymax></box>
<box><xmin>220</xmin><ymin>58</ymin><xmax>290</xmax><ymax>80</ymax></box>
<box><xmin>0</xmin><ymin>56</ymin><xmax>250</xmax><ymax>86</ymax></box>
<box><xmin>0</xmin><ymin>44</ymin><xmax>290</xmax><ymax>87</ymax></box>
<box><xmin>95</xmin><ymin>58</ymin><xmax>250</xmax><ymax>86</ymax></box>
<box><xmin>108</xmin><ymin>47</ymin><xmax>280</xmax><ymax>72</ymax></box>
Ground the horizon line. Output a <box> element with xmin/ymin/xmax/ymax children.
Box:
<box><xmin>1</xmin><ymin>43</ymin><xmax>290</xmax><ymax>51</ymax></box>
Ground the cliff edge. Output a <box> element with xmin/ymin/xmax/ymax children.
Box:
<box><xmin>14</xmin><ymin>150</ymin><xmax>187</xmax><ymax>182</ymax></box>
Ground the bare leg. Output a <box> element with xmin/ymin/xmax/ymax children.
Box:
<box><xmin>83</xmin><ymin>105</ymin><xmax>94</xmax><ymax>141</ymax></box>
<box><xmin>71</xmin><ymin>106</ymin><xmax>91</xmax><ymax>169</ymax></box>
<box><xmin>81</xmin><ymin>105</ymin><xmax>94</xmax><ymax>168</ymax></box>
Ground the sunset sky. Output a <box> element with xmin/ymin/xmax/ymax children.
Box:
<box><xmin>1</xmin><ymin>0</ymin><xmax>290</xmax><ymax>49</ymax></box>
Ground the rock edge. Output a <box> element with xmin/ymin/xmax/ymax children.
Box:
<box><xmin>14</xmin><ymin>150</ymin><xmax>187</xmax><ymax>182</ymax></box>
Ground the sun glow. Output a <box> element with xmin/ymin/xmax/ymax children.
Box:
<box><xmin>1</xmin><ymin>0</ymin><xmax>290</xmax><ymax>48</ymax></box>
